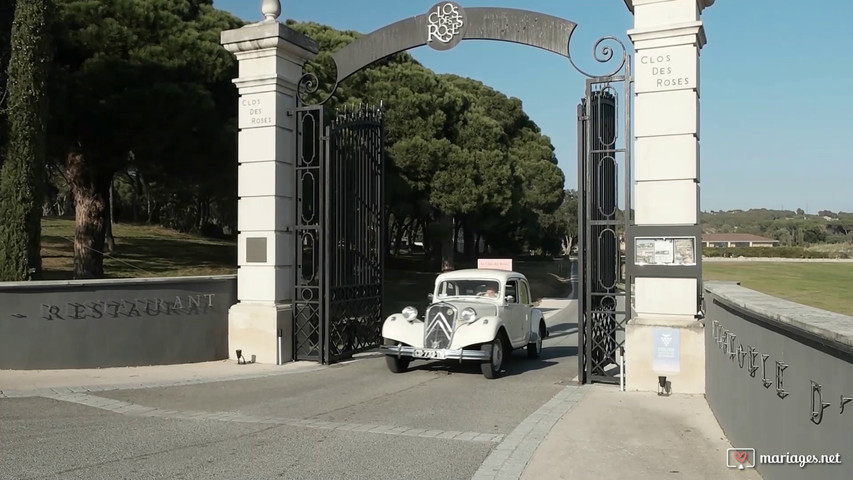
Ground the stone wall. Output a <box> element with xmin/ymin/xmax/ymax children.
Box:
<box><xmin>704</xmin><ymin>281</ymin><xmax>852</xmax><ymax>479</ymax></box>
<box><xmin>0</xmin><ymin>276</ymin><xmax>236</xmax><ymax>369</ymax></box>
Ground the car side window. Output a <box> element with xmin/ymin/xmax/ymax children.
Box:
<box><xmin>505</xmin><ymin>281</ymin><xmax>518</xmax><ymax>303</ymax></box>
<box><xmin>520</xmin><ymin>281</ymin><xmax>530</xmax><ymax>305</ymax></box>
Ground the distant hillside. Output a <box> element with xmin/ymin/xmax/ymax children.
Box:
<box><xmin>701</xmin><ymin>209</ymin><xmax>853</xmax><ymax>246</ymax></box>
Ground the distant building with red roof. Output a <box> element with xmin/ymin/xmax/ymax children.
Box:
<box><xmin>702</xmin><ymin>234</ymin><xmax>779</xmax><ymax>248</ymax></box>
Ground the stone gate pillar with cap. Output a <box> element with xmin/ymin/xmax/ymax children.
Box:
<box><xmin>624</xmin><ymin>0</ymin><xmax>714</xmax><ymax>393</ymax></box>
<box><xmin>220</xmin><ymin>1</ymin><xmax>318</xmax><ymax>364</ymax></box>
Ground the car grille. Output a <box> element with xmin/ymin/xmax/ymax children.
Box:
<box><xmin>424</xmin><ymin>303</ymin><xmax>456</xmax><ymax>350</ymax></box>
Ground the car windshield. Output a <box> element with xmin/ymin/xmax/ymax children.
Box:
<box><xmin>436</xmin><ymin>280</ymin><xmax>501</xmax><ymax>299</ymax></box>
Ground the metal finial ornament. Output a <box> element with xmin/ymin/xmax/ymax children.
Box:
<box><xmin>261</xmin><ymin>0</ymin><xmax>281</xmax><ymax>21</ymax></box>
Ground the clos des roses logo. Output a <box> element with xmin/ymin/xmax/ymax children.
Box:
<box><xmin>426</xmin><ymin>2</ymin><xmax>467</xmax><ymax>51</ymax></box>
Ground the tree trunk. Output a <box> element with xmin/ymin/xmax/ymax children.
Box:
<box><xmin>453</xmin><ymin>217</ymin><xmax>461</xmax><ymax>256</ymax></box>
<box><xmin>66</xmin><ymin>151</ymin><xmax>111</xmax><ymax>279</ymax></box>
<box><xmin>438</xmin><ymin>213</ymin><xmax>454</xmax><ymax>271</ymax></box>
<box><xmin>104</xmin><ymin>177</ymin><xmax>115</xmax><ymax>253</ymax></box>
<box><xmin>463</xmin><ymin>217</ymin><xmax>475</xmax><ymax>261</ymax></box>
<box><xmin>393</xmin><ymin>217</ymin><xmax>411</xmax><ymax>257</ymax></box>
<box><xmin>408</xmin><ymin>220</ymin><xmax>419</xmax><ymax>255</ymax></box>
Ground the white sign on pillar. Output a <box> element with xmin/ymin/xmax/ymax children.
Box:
<box><xmin>635</xmin><ymin>45</ymin><xmax>699</xmax><ymax>94</ymax></box>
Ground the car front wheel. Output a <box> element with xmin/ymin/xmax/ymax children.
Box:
<box><xmin>481</xmin><ymin>335</ymin><xmax>505</xmax><ymax>379</ymax></box>
<box><xmin>384</xmin><ymin>339</ymin><xmax>411</xmax><ymax>373</ymax></box>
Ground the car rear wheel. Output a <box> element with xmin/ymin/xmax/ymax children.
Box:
<box><xmin>384</xmin><ymin>339</ymin><xmax>411</xmax><ymax>373</ymax></box>
<box><xmin>527</xmin><ymin>320</ymin><xmax>546</xmax><ymax>359</ymax></box>
<box><xmin>481</xmin><ymin>335</ymin><xmax>505</xmax><ymax>379</ymax></box>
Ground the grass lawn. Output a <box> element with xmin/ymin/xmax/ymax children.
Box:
<box><xmin>40</xmin><ymin>217</ymin><xmax>238</xmax><ymax>279</ymax></box>
<box><xmin>40</xmin><ymin>218</ymin><xmax>850</xmax><ymax>316</ymax></box>
<box><xmin>703</xmin><ymin>262</ymin><xmax>853</xmax><ymax>316</ymax></box>
<box><xmin>37</xmin><ymin>218</ymin><xmax>570</xmax><ymax>317</ymax></box>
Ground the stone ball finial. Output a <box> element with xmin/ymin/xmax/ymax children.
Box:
<box><xmin>261</xmin><ymin>0</ymin><xmax>281</xmax><ymax>21</ymax></box>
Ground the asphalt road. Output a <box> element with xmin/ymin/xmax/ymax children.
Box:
<box><xmin>0</xmin><ymin>302</ymin><xmax>579</xmax><ymax>480</ymax></box>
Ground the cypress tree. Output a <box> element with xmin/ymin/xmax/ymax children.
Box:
<box><xmin>0</xmin><ymin>0</ymin><xmax>15</xmax><ymax>171</ymax></box>
<box><xmin>0</xmin><ymin>0</ymin><xmax>52</xmax><ymax>281</ymax></box>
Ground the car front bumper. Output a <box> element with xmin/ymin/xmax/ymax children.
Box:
<box><xmin>379</xmin><ymin>344</ymin><xmax>491</xmax><ymax>361</ymax></box>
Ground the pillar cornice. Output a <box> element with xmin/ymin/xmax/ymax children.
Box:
<box><xmin>628</xmin><ymin>21</ymin><xmax>706</xmax><ymax>49</ymax></box>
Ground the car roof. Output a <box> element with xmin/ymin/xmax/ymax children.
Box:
<box><xmin>435</xmin><ymin>268</ymin><xmax>527</xmax><ymax>283</ymax></box>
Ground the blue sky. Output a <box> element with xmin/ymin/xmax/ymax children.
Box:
<box><xmin>214</xmin><ymin>0</ymin><xmax>853</xmax><ymax>214</ymax></box>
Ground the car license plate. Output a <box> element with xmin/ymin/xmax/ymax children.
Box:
<box><xmin>413</xmin><ymin>348</ymin><xmax>446</xmax><ymax>359</ymax></box>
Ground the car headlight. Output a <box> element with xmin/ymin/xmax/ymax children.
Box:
<box><xmin>401</xmin><ymin>306</ymin><xmax>418</xmax><ymax>322</ymax></box>
<box><xmin>461</xmin><ymin>307</ymin><xmax>477</xmax><ymax>324</ymax></box>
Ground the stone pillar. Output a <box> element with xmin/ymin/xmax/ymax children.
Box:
<box><xmin>624</xmin><ymin>0</ymin><xmax>714</xmax><ymax>393</ymax></box>
<box><xmin>220</xmin><ymin>5</ymin><xmax>318</xmax><ymax>364</ymax></box>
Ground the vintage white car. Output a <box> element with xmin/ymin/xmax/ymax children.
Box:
<box><xmin>379</xmin><ymin>269</ymin><xmax>547</xmax><ymax>379</ymax></box>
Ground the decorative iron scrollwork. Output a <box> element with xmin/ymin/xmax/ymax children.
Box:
<box><xmin>748</xmin><ymin>346</ymin><xmax>759</xmax><ymax>377</ymax></box>
<box><xmin>567</xmin><ymin>34</ymin><xmax>629</xmax><ymax>79</ymax></box>
<box><xmin>297</xmin><ymin>70</ymin><xmax>340</xmax><ymax>107</ymax></box>
<box><xmin>761</xmin><ymin>354</ymin><xmax>772</xmax><ymax>388</ymax></box>
<box><xmin>811</xmin><ymin>381</ymin><xmax>831</xmax><ymax>424</ymax></box>
<box><xmin>775</xmin><ymin>361</ymin><xmax>789</xmax><ymax>398</ymax></box>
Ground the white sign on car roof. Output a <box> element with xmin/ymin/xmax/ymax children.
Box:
<box><xmin>477</xmin><ymin>258</ymin><xmax>513</xmax><ymax>271</ymax></box>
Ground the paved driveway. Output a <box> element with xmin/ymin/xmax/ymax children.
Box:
<box><xmin>0</xmin><ymin>301</ymin><xmax>580</xmax><ymax>480</ymax></box>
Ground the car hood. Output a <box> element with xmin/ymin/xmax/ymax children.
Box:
<box><xmin>428</xmin><ymin>299</ymin><xmax>498</xmax><ymax>318</ymax></box>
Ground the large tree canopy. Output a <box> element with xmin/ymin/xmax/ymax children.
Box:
<box><xmin>287</xmin><ymin>21</ymin><xmax>570</xmax><ymax>266</ymax></box>
<box><xmin>47</xmin><ymin>0</ymin><xmax>242</xmax><ymax>278</ymax></box>
<box><xmin>1</xmin><ymin>7</ymin><xmax>576</xmax><ymax>279</ymax></box>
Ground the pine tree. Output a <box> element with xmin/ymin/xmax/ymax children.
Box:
<box><xmin>0</xmin><ymin>0</ymin><xmax>52</xmax><ymax>281</ymax></box>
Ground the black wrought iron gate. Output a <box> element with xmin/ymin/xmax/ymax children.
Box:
<box><xmin>577</xmin><ymin>71</ymin><xmax>632</xmax><ymax>384</ymax></box>
<box><xmin>293</xmin><ymin>105</ymin><xmax>385</xmax><ymax>364</ymax></box>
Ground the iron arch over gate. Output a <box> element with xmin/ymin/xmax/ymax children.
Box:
<box><xmin>293</xmin><ymin>1</ymin><xmax>632</xmax><ymax>383</ymax></box>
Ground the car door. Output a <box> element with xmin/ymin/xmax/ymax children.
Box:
<box><xmin>518</xmin><ymin>279</ymin><xmax>533</xmax><ymax>342</ymax></box>
<box><xmin>503</xmin><ymin>280</ymin><xmax>525</xmax><ymax>346</ymax></box>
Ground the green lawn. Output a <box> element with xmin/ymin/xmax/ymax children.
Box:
<box><xmin>37</xmin><ymin>218</ymin><xmax>852</xmax><ymax>317</ymax></box>
<box><xmin>37</xmin><ymin>218</ymin><xmax>570</xmax><ymax>317</ymax></box>
<box><xmin>40</xmin><ymin>217</ymin><xmax>237</xmax><ymax>279</ymax></box>
<box><xmin>703</xmin><ymin>262</ymin><xmax>853</xmax><ymax>316</ymax></box>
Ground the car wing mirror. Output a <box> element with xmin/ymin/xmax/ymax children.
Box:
<box><xmin>427</xmin><ymin>293</ymin><xmax>434</xmax><ymax>302</ymax></box>
<box><xmin>505</xmin><ymin>295</ymin><xmax>515</xmax><ymax>303</ymax></box>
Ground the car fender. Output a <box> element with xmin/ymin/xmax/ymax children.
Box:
<box><xmin>450</xmin><ymin>316</ymin><xmax>507</xmax><ymax>350</ymax></box>
<box><xmin>527</xmin><ymin>308</ymin><xmax>544</xmax><ymax>343</ymax></box>
<box><xmin>382</xmin><ymin>314</ymin><xmax>425</xmax><ymax>348</ymax></box>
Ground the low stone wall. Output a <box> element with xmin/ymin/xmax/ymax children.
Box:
<box><xmin>704</xmin><ymin>281</ymin><xmax>852</xmax><ymax>480</ymax></box>
<box><xmin>0</xmin><ymin>275</ymin><xmax>236</xmax><ymax>369</ymax></box>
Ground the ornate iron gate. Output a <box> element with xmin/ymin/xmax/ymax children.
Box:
<box><xmin>294</xmin><ymin>105</ymin><xmax>325</xmax><ymax>362</ymax></box>
<box><xmin>325</xmin><ymin>107</ymin><xmax>385</xmax><ymax>363</ymax></box>
<box><xmin>293</xmin><ymin>103</ymin><xmax>385</xmax><ymax>364</ymax></box>
<box><xmin>576</xmin><ymin>65</ymin><xmax>632</xmax><ymax>384</ymax></box>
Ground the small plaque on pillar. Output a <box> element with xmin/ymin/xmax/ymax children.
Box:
<box><xmin>246</xmin><ymin>237</ymin><xmax>268</xmax><ymax>263</ymax></box>
<box><xmin>652</xmin><ymin>327</ymin><xmax>680</xmax><ymax>373</ymax></box>
<box><xmin>635</xmin><ymin>236</ymin><xmax>695</xmax><ymax>266</ymax></box>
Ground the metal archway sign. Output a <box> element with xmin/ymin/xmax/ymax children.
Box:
<box><xmin>298</xmin><ymin>2</ymin><xmax>628</xmax><ymax>105</ymax></box>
